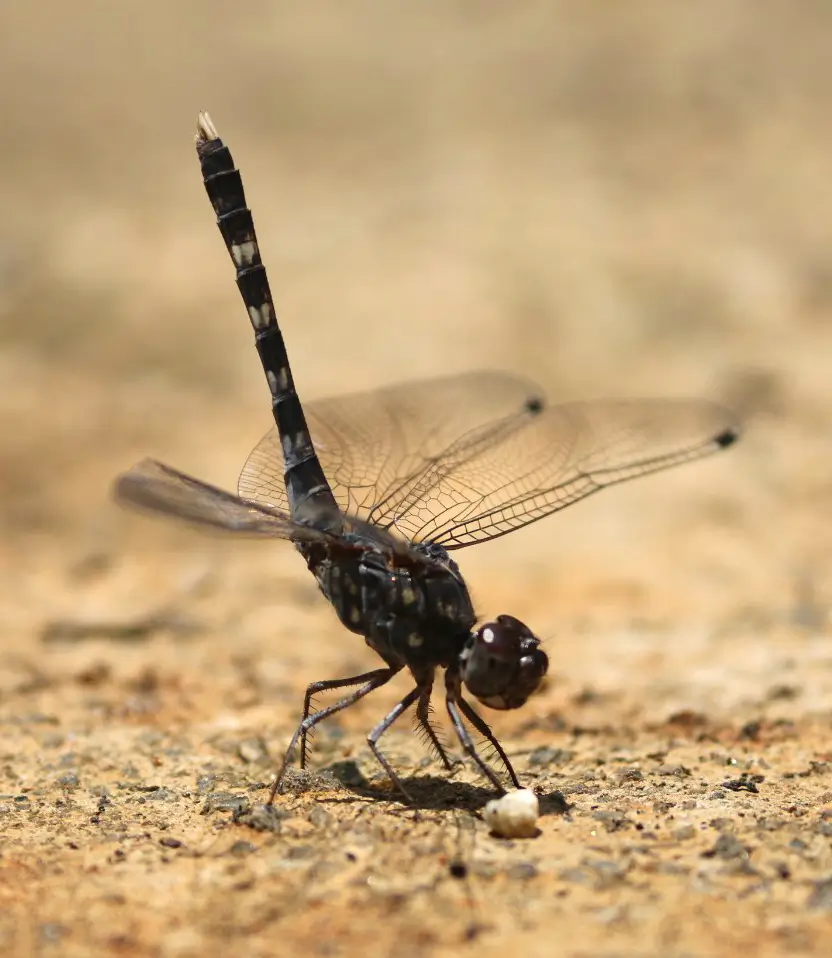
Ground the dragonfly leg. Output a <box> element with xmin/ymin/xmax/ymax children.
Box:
<box><xmin>455</xmin><ymin>694</ymin><xmax>522</xmax><ymax>790</ymax></box>
<box><xmin>299</xmin><ymin>669</ymin><xmax>397</xmax><ymax>768</ymax></box>
<box><xmin>269</xmin><ymin>665</ymin><xmax>400</xmax><ymax>804</ymax></box>
<box><xmin>366</xmin><ymin>683</ymin><xmax>426</xmax><ymax>802</ymax></box>
<box><xmin>444</xmin><ymin>673</ymin><xmax>517</xmax><ymax>793</ymax></box>
<box><xmin>415</xmin><ymin>682</ymin><xmax>456</xmax><ymax>771</ymax></box>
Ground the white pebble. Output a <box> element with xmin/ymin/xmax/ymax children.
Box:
<box><xmin>482</xmin><ymin>788</ymin><xmax>540</xmax><ymax>838</ymax></box>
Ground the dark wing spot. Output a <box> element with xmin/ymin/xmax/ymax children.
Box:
<box><xmin>524</xmin><ymin>396</ymin><xmax>545</xmax><ymax>415</ymax></box>
<box><xmin>714</xmin><ymin>427</ymin><xmax>740</xmax><ymax>448</ymax></box>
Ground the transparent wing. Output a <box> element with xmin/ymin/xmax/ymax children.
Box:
<box><xmin>238</xmin><ymin>372</ymin><xmax>740</xmax><ymax>550</ymax></box>
<box><xmin>394</xmin><ymin>397</ymin><xmax>738</xmax><ymax>548</ymax></box>
<box><xmin>239</xmin><ymin>371</ymin><xmax>545</xmax><ymax>516</ymax></box>
<box><xmin>114</xmin><ymin>458</ymin><xmax>341</xmax><ymax>545</ymax></box>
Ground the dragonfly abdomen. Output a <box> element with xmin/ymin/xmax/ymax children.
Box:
<box><xmin>196</xmin><ymin>115</ymin><xmax>337</xmax><ymax>524</ymax></box>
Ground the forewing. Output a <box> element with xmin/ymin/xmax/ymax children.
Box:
<box><xmin>115</xmin><ymin>458</ymin><xmax>339</xmax><ymax>545</ymax></box>
<box><xmin>238</xmin><ymin>370</ymin><xmax>544</xmax><ymax>517</ymax></box>
<box><xmin>405</xmin><ymin>398</ymin><xmax>740</xmax><ymax>548</ymax></box>
<box><xmin>238</xmin><ymin>371</ymin><xmax>739</xmax><ymax>551</ymax></box>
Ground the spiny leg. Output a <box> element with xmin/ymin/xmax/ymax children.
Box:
<box><xmin>366</xmin><ymin>684</ymin><xmax>426</xmax><ymax>802</ymax></box>
<box><xmin>299</xmin><ymin>669</ymin><xmax>391</xmax><ymax>768</ymax></box>
<box><xmin>445</xmin><ymin>697</ymin><xmax>506</xmax><ymax>794</ymax></box>
<box><xmin>456</xmin><ymin>694</ymin><xmax>522</xmax><ymax>790</ymax></box>
<box><xmin>444</xmin><ymin>673</ymin><xmax>510</xmax><ymax>794</ymax></box>
<box><xmin>415</xmin><ymin>682</ymin><xmax>455</xmax><ymax>772</ymax></box>
<box><xmin>268</xmin><ymin>666</ymin><xmax>400</xmax><ymax>804</ymax></box>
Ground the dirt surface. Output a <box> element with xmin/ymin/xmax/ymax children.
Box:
<box><xmin>3</xmin><ymin>3</ymin><xmax>832</xmax><ymax>956</ymax></box>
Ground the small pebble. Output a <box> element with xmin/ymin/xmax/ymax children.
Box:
<box><xmin>159</xmin><ymin>837</ymin><xmax>183</xmax><ymax>849</ymax></box>
<box><xmin>483</xmin><ymin>789</ymin><xmax>540</xmax><ymax>839</ymax></box>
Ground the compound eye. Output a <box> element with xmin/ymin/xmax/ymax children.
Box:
<box><xmin>478</xmin><ymin>620</ymin><xmax>526</xmax><ymax>659</ymax></box>
<box><xmin>460</xmin><ymin>616</ymin><xmax>549</xmax><ymax>711</ymax></box>
<box><xmin>495</xmin><ymin>614</ymin><xmax>535</xmax><ymax>639</ymax></box>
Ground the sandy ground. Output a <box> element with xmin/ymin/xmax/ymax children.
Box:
<box><xmin>3</xmin><ymin>3</ymin><xmax>832</xmax><ymax>956</ymax></box>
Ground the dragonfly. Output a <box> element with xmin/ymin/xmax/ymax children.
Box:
<box><xmin>115</xmin><ymin>112</ymin><xmax>741</xmax><ymax>803</ymax></box>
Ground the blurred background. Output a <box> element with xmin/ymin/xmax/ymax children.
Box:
<box><xmin>1</xmin><ymin>0</ymin><xmax>832</xmax><ymax>719</ymax></box>
<box><xmin>6</xmin><ymin>6</ymin><xmax>832</xmax><ymax>954</ymax></box>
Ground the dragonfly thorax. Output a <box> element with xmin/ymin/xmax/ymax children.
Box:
<box><xmin>304</xmin><ymin>538</ymin><xmax>477</xmax><ymax>669</ymax></box>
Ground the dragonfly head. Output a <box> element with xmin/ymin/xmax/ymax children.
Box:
<box><xmin>460</xmin><ymin>614</ymin><xmax>549</xmax><ymax>710</ymax></box>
